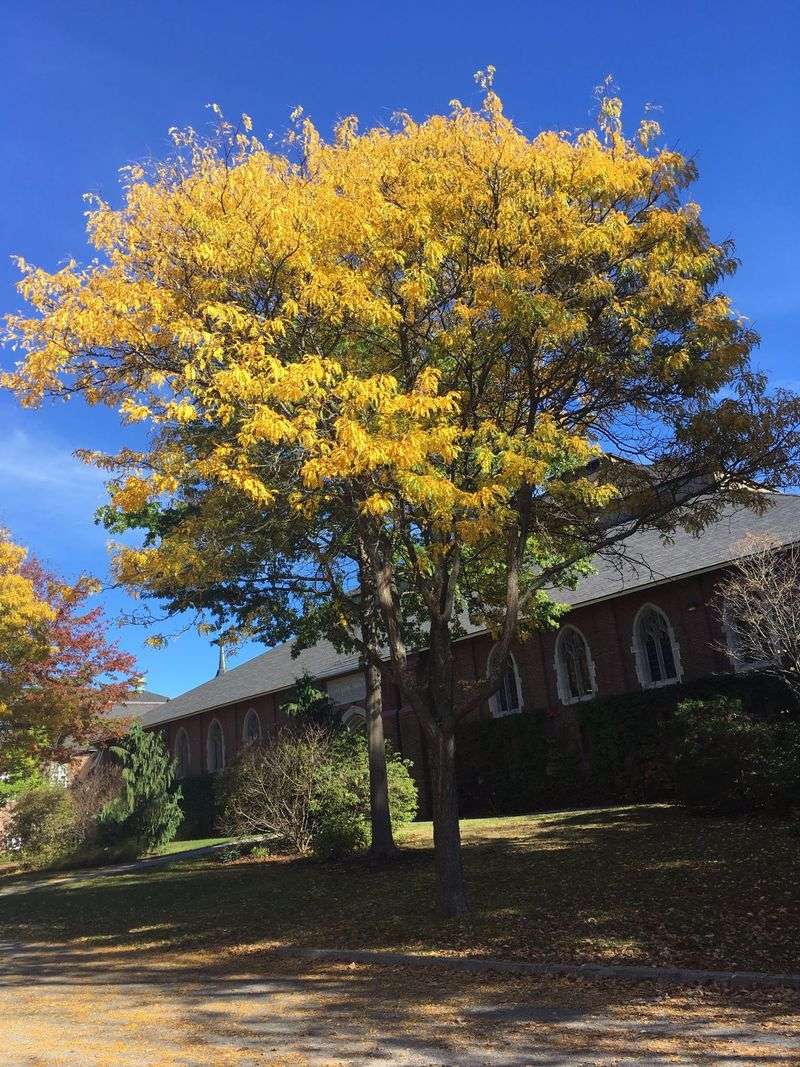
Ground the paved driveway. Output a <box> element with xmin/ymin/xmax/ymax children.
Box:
<box><xmin>2</xmin><ymin>940</ymin><xmax>799</xmax><ymax>1065</ymax></box>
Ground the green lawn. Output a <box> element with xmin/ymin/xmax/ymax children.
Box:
<box><xmin>2</xmin><ymin>804</ymin><xmax>798</xmax><ymax>974</ymax></box>
<box><xmin>148</xmin><ymin>836</ymin><xmax>238</xmax><ymax>856</ymax></box>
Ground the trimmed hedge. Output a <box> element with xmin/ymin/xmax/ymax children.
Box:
<box><xmin>176</xmin><ymin>774</ymin><xmax>218</xmax><ymax>839</ymax></box>
<box><xmin>456</xmin><ymin>711</ymin><xmax>549</xmax><ymax>816</ymax></box>
<box><xmin>455</xmin><ymin>671</ymin><xmax>798</xmax><ymax>817</ymax></box>
<box><xmin>177</xmin><ymin>674</ymin><xmax>797</xmax><ymax>825</ymax></box>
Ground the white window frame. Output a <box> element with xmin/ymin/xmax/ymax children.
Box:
<box><xmin>242</xmin><ymin>707</ymin><xmax>262</xmax><ymax>743</ymax></box>
<box><xmin>206</xmin><ymin>718</ymin><xmax>226</xmax><ymax>772</ymax></box>
<box><xmin>554</xmin><ymin>625</ymin><xmax>597</xmax><ymax>705</ymax></box>
<box><xmin>489</xmin><ymin>653</ymin><xmax>523</xmax><ymax>718</ymax></box>
<box><xmin>632</xmin><ymin>603</ymin><xmax>683</xmax><ymax>689</ymax></box>
<box><xmin>174</xmin><ymin>726</ymin><xmax>191</xmax><ymax>778</ymax></box>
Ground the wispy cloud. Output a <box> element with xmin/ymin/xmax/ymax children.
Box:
<box><xmin>0</xmin><ymin>428</ymin><xmax>110</xmax><ymax>572</ymax></box>
<box><xmin>0</xmin><ymin>427</ymin><xmax>106</xmax><ymax>496</ymax></box>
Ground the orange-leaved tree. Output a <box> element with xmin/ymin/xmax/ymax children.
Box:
<box><xmin>0</xmin><ymin>530</ymin><xmax>138</xmax><ymax>774</ymax></box>
<box><xmin>5</xmin><ymin>75</ymin><xmax>800</xmax><ymax>912</ymax></box>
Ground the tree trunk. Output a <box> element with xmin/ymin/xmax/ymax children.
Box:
<box><xmin>365</xmin><ymin>658</ymin><xmax>397</xmax><ymax>858</ymax></box>
<box><xmin>429</xmin><ymin>720</ymin><xmax>467</xmax><ymax>917</ymax></box>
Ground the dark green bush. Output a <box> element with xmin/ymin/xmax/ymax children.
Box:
<box><xmin>100</xmin><ymin>723</ymin><xmax>182</xmax><ymax>852</ymax></box>
<box><xmin>672</xmin><ymin>698</ymin><xmax>800</xmax><ymax>813</ymax></box>
<box><xmin>451</xmin><ymin>671</ymin><xmax>798</xmax><ymax>819</ymax></box>
<box><xmin>456</xmin><ymin>711</ymin><xmax>549</xmax><ymax>815</ymax></box>
<box><xmin>577</xmin><ymin>694</ymin><xmax>672</xmax><ymax>804</ymax></box>
<box><xmin>178</xmin><ymin>774</ymin><xmax>218</xmax><ymax>838</ymax></box>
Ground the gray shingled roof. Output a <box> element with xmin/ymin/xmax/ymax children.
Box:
<box><xmin>554</xmin><ymin>492</ymin><xmax>800</xmax><ymax>606</ymax></box>
<box><xmin>143</xmin><ymin>641</ymin><xmax>363</xmax><ymax>727</ymax></box>
<box><xmin>108</xmin><ymin>690</ymin><xmax>169</xmax><ymax>723</ymax></box>
<box><xmin>144</xmin><ymin>493</ymin><xmax>800</xmax><ymax>728</ymax></box>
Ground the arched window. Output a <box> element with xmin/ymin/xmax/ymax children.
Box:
<box><xmin>555</xmin><ymin>626</ymin><xmax>596</xmax><ymax>704</ymax></box>
<box><xmin>633</xmin><ymin>605</ymin><xmax>681</xmax><ymax>687</ymax></box>
<box><xmin>174</xmin><ymin>727</ymin><xmax>191</xmax><ymax>778</ymax></box>
<box><xmin>489</xmin><ymin>655</ymin><xmax>522</xmax><ymax>718</ymax></box>
<box><xmin>341</xmin><ymin>705</ymin><xmax>367</xmax><ymax>731</ymax></box>
<box><xmin>242</xmin><ymin>707</ymin><xmax>262</xmax><ymax>744</ymax></box>
<box><xmin>206</xmin><ymin>718</ymin><xmax>225</xmax><ymax>772</ymax></box>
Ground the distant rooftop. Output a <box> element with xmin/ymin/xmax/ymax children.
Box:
<box><xmin>107</xmin><ymin>689</ymin><xmax>169</xmax><ymax>723</ymax></box>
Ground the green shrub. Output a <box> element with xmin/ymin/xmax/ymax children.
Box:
<box><xmin>100</xmin><ymin>723</ymin><xmax>182</xmax><ymax>853</ymax></box>
<box><xmin>385</xmin><ymin>747</ymin><xmax>419</xmax><ymax>832</ymax></box>
<box><xmin>219</xmin><ymin>725</ymin><xmax>417</xmax><ymax>859</ymax></box>
<box><xmin>312</xmin><ymin>808</ymin><xmax>371</xmax><ymax>860</ymax></box>
<box><xmin>6</xmin><ymin>784</ymin><xmax>81</xmax><ymax>868</ymax></box>
<box><xmin>769</xmin><ymin>717</ymin><xmax>800</xmax><ymax>809</ymax></box>
<box><xmin>177</xmin><ymin>774</ymin><xmax>218</xmax><ymax>838</ymax></box>
<box><xmin>0</xmin><ymin>771</ymin><xmax>47</xmax><ymax>807</ymax></box>
<box><xmin>450</xmin><ymin>672</ymin><xmax>799</xmax><ymax>820</ymax></box>
<box><xmin>456</xmin><ymin>712</ymin><xmax>549</xmax><ymax>815</ymax></box>
<box><xmin>672</xmin><ymin>698</ymin><xmax>800</xmax><ymax>813</ymax></box>
<box><xmin>577</xmin><ymin>694</ymin><xmax>672</xmax><ymax>804</ymax></box>
<box><xmin>311</xmin><ymin>731</ymin><xmax>417</xmax><ymax>858</ymax></box>
<box><xmin>214</xmin><ymin>844</ymin><xmax>243</xmax><ymax>864</ymax></box>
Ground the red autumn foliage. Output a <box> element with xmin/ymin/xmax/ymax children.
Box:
<box><xmin>7</xmin><ymin>556</ymin><xmax>139</xmax><ymax>764</ymax></box>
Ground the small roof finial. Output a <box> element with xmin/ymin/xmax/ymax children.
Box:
<box><xmin>215</xmin><ymin>643</ymin><xmax>227</xmax><ymax>677</ymax></box>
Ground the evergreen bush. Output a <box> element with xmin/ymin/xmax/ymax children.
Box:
<box><xmin>451</xmin><ymin>670</ymin><xmax>799</xmax><ymax>818</ymax></box>
<box><xmin>100</xmin><ymin>723</ymin><xmax>183</xmax><ymax>852</ymax></box>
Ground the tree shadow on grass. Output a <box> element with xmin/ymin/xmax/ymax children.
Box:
<box><xmin>1</xmin><ymin>804</ymin><xmax>799</xmax><ymax>1064</ymax></box>
<box><xmin>1</xmin><ymin>805</ymin><xmax>797</xmax><ymax>973</ymax></box>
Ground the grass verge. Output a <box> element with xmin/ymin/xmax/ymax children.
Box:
<box><xmin>1</xmin><ymin>804</ymin><xmax>797</xmax><ymax>974</ymax></box>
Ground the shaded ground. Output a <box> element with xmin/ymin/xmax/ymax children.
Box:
<box><xmin>2</xmin><ymin>940</ymin><xmax>799</xmax><ymax>1066</ymax></box>
<box><xmin>2</xmin><ymin>806</ymin><xmax>799</xmax><ymax>1063</ymax></box>
<box><xmin>2</xmin><ymin>805</ymin><xmax>798</xmax><ymax>973</ymax></box>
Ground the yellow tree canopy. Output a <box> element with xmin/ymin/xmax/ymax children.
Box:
<box><xmin>0</xmin><ymin>532</ymin><xmax>54</xmax><ymax>698</ymax></box>
<box><xmin>4</xmin><ymin>78</ymin><xmax>797</xmax><ymax>632</ymax></box>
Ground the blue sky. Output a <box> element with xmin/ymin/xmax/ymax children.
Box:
<box><xmin>1</xmin><ymin>0</ymin><xmax>798</xmax><ymax>696</ymax></box>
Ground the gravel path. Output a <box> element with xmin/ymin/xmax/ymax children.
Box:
<box><xmin>2</xmin><ymin>939</ymin><xmax>799</xmax><ymax>1065</ymax></box>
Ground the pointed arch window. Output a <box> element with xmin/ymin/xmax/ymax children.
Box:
<box><xmin>243</xmin><ymin>708</ymin><xmax>262</xmax><ymax>744</ymax></box>
<box><xmin>633</xmin><ymin>605</ymin><xmax>681</xmax><ymax>687</ymax></box>
<box><xmin>207</xmin><ymin>718</ymin><xmax>225</xmax><ymax>772</ymax></box>
<box><xmin>341</xmin><ymin>705</ymin><xmax>367</xmax><ymax>731</ymax></box>
<box><xmin>174</xmin><ymin>727</ymin><xmax>191</xmax><ymax>779</ymax></box>
<box><xmin>555</xmin><ymin>626</ymin><xmax>596</xmax><ymax>704</ymax></box>
<box><xmin>490</xmin><ymin>655</ymin><xmax>522</xmax><ymax>718</ymax></box>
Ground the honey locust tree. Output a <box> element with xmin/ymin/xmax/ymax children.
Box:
<box><xmin>5</xmin><ymin>76</ymin><xmax>800</xmax><ymax>913</ymax></box>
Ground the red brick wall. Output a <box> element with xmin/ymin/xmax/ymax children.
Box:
<box><xmin>157</xmin><ymin>572</ymin><xmax>738</xmax><ymax>813</ymax></box>
<box><xmin>375</xmin><ymin>573</ymin><xmax>736</xmax><ymax>813</ymax></box>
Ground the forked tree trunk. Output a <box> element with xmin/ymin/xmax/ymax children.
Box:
<box><xmin>365</xmin><ymin>658</ymin><xmax>397</xmax><ymax>858</ymax></box>
<box><xmin>428</xmin><ymin>719</ymin><xmax>467</xmax><ymax>916</ymax></box>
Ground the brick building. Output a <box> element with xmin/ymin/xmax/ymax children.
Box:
<box><xmin>137</xmin><ymin>493</ymin><xmax>800</xmax><ymax>810</ymax></box>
